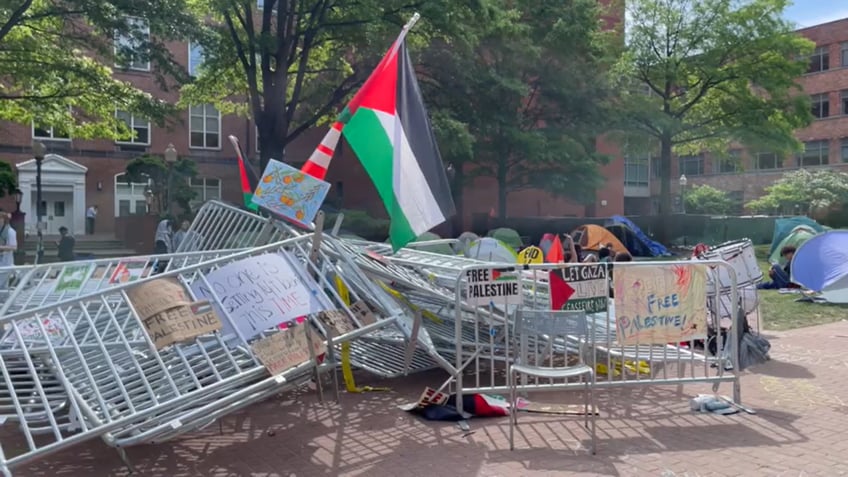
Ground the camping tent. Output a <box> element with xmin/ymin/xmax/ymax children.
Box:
<box><xmin>413</xmin><ymin>232</ymin><xmax>455</xmax><ymax>255</ymax></box>
<box><xmin>487</xmin><ymin>228</ymin><xmax>523</xmax><ymax>250</ymax></box>
<box><xmin>571</xmin><ymin>224</ymin><xmax>628</xmax><ymax>255</ymax></box>
<box><xmin>605</xmin><ymin>224</ymin><xmax>655</xmax><ymax>257</ymax></box>
<box><xmin>607</xmin><ymin>215</ymin><xmax>670</xmax><ymax>256</ymax></box>
<box><xmin>768</xmin><ymin>225</ymin><xmax>818</xmax><ymax>264</ymax></box>
<box><xmin>769</xmin><ymin>216</ymin><xmax>827</xmax><ymax>258</ymax></box>
<box><xmin>466</xmin><ymin>237</ymin><xmax>518</xmax><ymax>263</ymax></box>
<box><xmin>791</xmin><ymin>230</ymin><xmax>848</xmax><ymax>303</ymax></box>
<box><xmin>454</xmin><ymin>231</ymin><xmax>479</xmax><ymax>255</ymax></box>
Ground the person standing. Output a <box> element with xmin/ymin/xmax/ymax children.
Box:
<box><xmin>0</xmin><ymin>210</ymin><xmax>18</xmax><ymax>289</ymax></box>
<box><xmin>56</xmin><ymin>226</ymin><xmax>76</xmax><ymax>262</ymax></box>
<box><xmin>153</xmin><ymin>219</ymin><xmax>173</xmax><ymax>274</ymax></box>
<box><xmin>85</xmin><ymin>205</ymin><xmax>98</xmax><ymax>235</ymax></box>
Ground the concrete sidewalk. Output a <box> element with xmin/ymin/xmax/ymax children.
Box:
<box><xmin>17</xmin><ymin>321</ymin><xmax>848</xmax><ymax>477</ymax></box>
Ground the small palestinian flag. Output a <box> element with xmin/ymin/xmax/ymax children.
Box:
<box><xmin>228</xmin><ymin>135</ymin><xmax>259</xmax><ymax>212</ymax></box>
<box><xmin>341</xmin><ymin>39</ymin><xmax>455</xmax><ymax>250</ymax></box>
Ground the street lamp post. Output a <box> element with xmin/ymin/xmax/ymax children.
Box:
<box><xmin>164</xmin><ymin>144</ymin><xmax>178</xmax><ymax>216</ymax></box>
<box><xmin>679</xmin><ymin>174</ymin><xmax>688</xmax><ymax>214</ymax></box>
<box><xmin>32</xmin><ymin>140</ymin><xmax>46</xmax><ymax>264</ymax></box>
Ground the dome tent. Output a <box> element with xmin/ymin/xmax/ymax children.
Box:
<box><xmin>791</xmin><ymin>230</ymin><xmax>848</xmax><ymax>304</ymax></box>
<box><xmin>768</xmin><ymin>225</ymin><xmax>818</xmax><ymax>265</ymax></box>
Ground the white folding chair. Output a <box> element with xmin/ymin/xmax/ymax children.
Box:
<box><xmin>508</xmin><ymin>309</ymin><xmax>597</xmax><ymax>454</ymax></box>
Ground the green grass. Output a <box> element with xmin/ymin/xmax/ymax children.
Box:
<box><xmin>752</xmin><ymin>245</ymin><xmax>848</xmax><ymax>331</ymax></box>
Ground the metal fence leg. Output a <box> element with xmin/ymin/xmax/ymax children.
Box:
<box><xmin>115</xmin><ymin>447</ymin><xmax>136</xmax><ymax>474</ymax></box>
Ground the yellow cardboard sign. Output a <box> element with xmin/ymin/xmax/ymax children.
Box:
<box><xmin>518</xmin><ymin>246</ymin><xmax>544</xmax><ymax>265</ymax></box>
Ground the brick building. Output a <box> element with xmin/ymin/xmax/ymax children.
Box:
<box><xmin>623</xmin><ymin>17</ymin><xmax>848</xmax><ymax>216</ymax></box>
<box><xmin>0</xmin><ymin>6</ymin><xmax>626</xmax><ymax>239</ymax></box>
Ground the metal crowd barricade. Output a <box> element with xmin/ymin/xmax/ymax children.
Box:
<box><xmin>443</xmin><ymin>260</ymin><xmax>742</xmax><ymax>417</ymax></box>
<box><xmin>0</xmin><ymin>233</ymin><xmax>411</xmax><ymax>475</ymax></box>
<box><xmin>175</xmin><ymin>200</ymin><xmax>287</xmax><ymax>254</ymax></box>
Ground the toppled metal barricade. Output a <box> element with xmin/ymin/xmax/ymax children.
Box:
<box><xmin>0</xmin><ymin>200</ymin><xmax>749</xmax><ymax>474</ymax></box>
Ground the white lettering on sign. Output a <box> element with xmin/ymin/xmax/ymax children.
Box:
<box><xmin>465</xmin><ymin>268</ymin><xmax>521</xmax><ymax>306</ymax></box>
<box><xmin>192</xmin><ymin>252</ymin><xmax>329</xmax><ymax>340</ymax></box>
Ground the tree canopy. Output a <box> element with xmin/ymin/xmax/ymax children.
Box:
<box><xmin>0</xmin><ymin>161</ymin><xmax>16</xmax><ymax>198</ymax></box>
<box><xmin>746</xmin><ymin>169</ymin><xmax>848</xmax><ymax>215</ymax></box>
<box><xmin>124</xmin><ymin>155</ymin><xmax>198</xmax><ymax>218</ymax></box>
<box><xmin>683</xmin><ymin>184</ymin><xmax>736</xmax><ymax>215</ymax></box>
<box><xmin>421</xmin><ymin>0</ymin><xmax>618</xmax><ymax>219</ymax></box>
<box><xmin>616</xmin><ymin>0</ymin><xmax>813</xmax><ymax>238</ymax></box>
<box><xmin>0</xmin><ymin>0</ymin><xmax>199</xmax><ymax>139</ymax></box>
<box><xmin>181</xmin><ymin>0</ymin><xmax>494</xmax><ymax>169</ymax></box>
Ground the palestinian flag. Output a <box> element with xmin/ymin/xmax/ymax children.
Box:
<box><xmin>228</xmin><ymin>135</ymin><xmax>259</xmax><ymax>212</ymax></box>
<box><xmin>341</xmin><ymin>40</ymin><xmax>455</xmax><ymax>250</ymax></box>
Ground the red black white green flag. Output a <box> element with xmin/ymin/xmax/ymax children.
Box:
<box><xmin>229</xmin><ymin>135</ymin><xmax>259</xmax><ymax>212</ymax></box>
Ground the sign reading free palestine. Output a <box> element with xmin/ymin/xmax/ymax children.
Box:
<box><xmin>465</xmin><ymin>268</ymin><xmax>521</xmax><ymax>306</ymax></box>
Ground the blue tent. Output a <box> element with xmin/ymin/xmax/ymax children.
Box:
<box><xmin>769</xmin><ymin>216</ymin><xmax>827</xmax><ymax>258</ymax></box>
<box><xmin>791</xmin><ymin>230</ymin><xmax>848</xmax><ymax>303</ymax></box>
<box><xmin>606</xmin><ymin>215</ymin><xmax>670</xmax><ymax>256</ymax></box>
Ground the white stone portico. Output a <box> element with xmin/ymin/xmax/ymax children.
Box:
<box><xmin>16</xmin><ymin>154</ymin><xmax>87</xmax><ymax>236</ymax></box>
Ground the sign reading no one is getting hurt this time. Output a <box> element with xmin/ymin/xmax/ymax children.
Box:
<box><xmin>465</xmin><ymin>268</ymin><xmax>521</xmax><ymax>306</ymax></box>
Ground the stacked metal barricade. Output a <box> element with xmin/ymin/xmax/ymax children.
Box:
<box><xmin>0</xmin><ymin>200</ymin><xmax>744</xmax><ymax>475</ymax></box>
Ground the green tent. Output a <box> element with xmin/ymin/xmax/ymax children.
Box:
<box><xmin>487</xmin><ymin>227</ymin><xmax>523</xmax><ymax>250</ymax></box>
<box><xmin>769</xmin><ymin>225</ymin><xmax>818</xmax><ymax>264</ymax></box>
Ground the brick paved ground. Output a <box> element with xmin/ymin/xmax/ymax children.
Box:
<box><xmin>13</xmin><ymin>320</ymin><xmax>848</xmax><ymax>477</ymax></box>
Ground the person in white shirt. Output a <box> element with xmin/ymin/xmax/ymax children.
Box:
<box><xmin>85</xmin><ymin>205</ymin><xmax>98</xmax><ymax>235</ymax></box>
<box><xmin>0</xmin><ymin>209</ymin><xmax>18</xmax><ymax>289</ymax></box>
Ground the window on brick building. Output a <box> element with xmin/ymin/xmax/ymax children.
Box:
<box><xmin>841</xmin><ymin>90</ymin><xmax>848</xmax><ymax>115</ymax></box>
<box><xmin>808</xmin><ymin>45</ymin><xmax>829</xmax><ymax>73</ymax></box>
<box><xmin>188</xmin><ymin>42</ymin><xmax>205</xmax><ymax>77</ymax></box>
<box><xmin>189</xmin><ymin>177</ymin><xmax>222</xmax><ymax>209</ymax></box>
<box><xmin>115</xmin><ymin>110</ymin><xmax>150</xmax><ymax>145</ymax></box>
<box><xmin>717</xmin><ymin>150</ymin><xmax>742</xmax><ymax>174</ymax></box>
<box><xmin>842</xmin><ymin>43</ymin><xmax>848</xmax><ymax>67</ymax></box>
<box><xmin>678</xmin><ymin>154</ymin><xmax>704</xmax><ymax>176</ymax></box>
<box><xmin>811</xmin><ymin>93</ymin><xmax>829</xmax><ymax>119</ymax></box>
<box><xmin>797</xmin><ymin>140</ymin><xmax>829</xmax><ymax>167</ymax></box>
<box><xmin>32</xmin><ymin>123</ymin><xmax>70</xmax><ymax>141</ymax></box>
<box><xmin>754</xmin><ymin>152</ymin><xmax>781</xmax><ymax>170</ymax></box>
<box><xmin>189</xmin><ymin>104</ymin><xmax>221</xmax><ymax>149</ymax></box>
<box><xmin>114</xmin><ymin>17</ymin><xmax>150</xmax><ymax>71</ymax></box>
<box><xmin>114</xmin><ymin>172</ymin><xmax>152</xmax><ymax>217</ymax></box>
<box><xmin>841</xmin><ymin>139</ymin><xmax>848</xmax><ymax>163</ymax></box>
<box><xmin>624</xmin><ymin>154</ymin><xmax>650</xmax><ymax>187</ymax></box>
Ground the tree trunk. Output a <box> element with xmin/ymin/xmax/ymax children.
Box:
<box><xmin>497</xmin><ymin>160</ymin><xmax>508</xmax><ymax>221</ymax></box>
<box><xmin>657</xmin><ymin>132</ymin><xmax>673</xmax><ymax>243</ymax></box>
<box><xmin>256</xmin><ymin>109</ymin><xmax>288</xmax><ymax>171</ymax></box>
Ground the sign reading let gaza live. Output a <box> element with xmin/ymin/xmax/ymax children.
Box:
<box><xmin>465</xmin><ymin>268</ymin><xmax>521</xmax><ymax>306</ymax></box>
<box><xmin>550</xmin><ymin>264</ymin><xmax>609</xmax><ymax>313</ymax></box>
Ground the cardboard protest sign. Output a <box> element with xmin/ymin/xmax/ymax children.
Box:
<box><xmin>316</xmin><ymin>309</ymin><xmax>356</xmax><ymax>337</ymax></box>
<box><xmin>465</xmin><ymin>268</ymin><xmax>521</xmax><ymax>306</ymax></box>
<box><xmin>614</xmin><ymin>264</ymin><xmax>708</xmax><ymax>345</ymax></box>
<box><xmin>250</xmin><ymin>325</ymin><xmax>326</xmax><ymax>376</ymax></box>
<box><xmin>140</xmin><ymin>301</ymin><xmax>223</xmax><ymax>350</ymax></box>
<box><xmin>350</xmin><ymin>300</ymin><xmax>377</xmax><ymax>326</ymax></box>
<box><xmin>191</xmin><ymin>252</ymin><xmax>329</xmax><ymax>340</ymax></box>
<box><xmin>126</xmin><ymin>278</ymin><xmax>191</xmax><ymax>319</ymax></box>
<box><xmin>549</xmin><ymin>264</ymin><xmax>609</xmax><ymax>313</ymax></box>
<box><xmin>518</xmin><ymin>246</ymin><xmax>544</xmax><ymax>265</ymax></box>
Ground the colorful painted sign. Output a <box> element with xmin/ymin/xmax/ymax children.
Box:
<box><xmin>54</xmin><ymin>264</ymin><xmax>93</xmax><ymax>293</ymax></box>
<box><xmin>109</xmin><ymin>259</ymin><xmax>149</xmax><ymax>285</ymax></box>
<box><xmin>518</xmin><ymin>246</ymin><xmax>544</xmax><ymax>265</ymax></box>
<box><xmin>465</xmin><ymin>268</ymin><xmax>521</xmax><ymax>306</ymax></box>
<box><xmin>614</xmin><ymin>264</ymin><xmax>708</xmax><ymax>345</ymax></box>
<box><xmin>549</xmin><ymin>264</ymin><xmax>609</xmax><ymax>313</ymax></box>
<box><xmin>191</xmin><ymin>252</ymin><xmax>329</xmax><ymax>341</ymax></box>
<box><xmin>251</xmin><ymin>159</ymin><xmax>331</xmax><ymax>225</ymax></box>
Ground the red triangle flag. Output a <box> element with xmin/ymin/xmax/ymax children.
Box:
<box><xmin>546</xmin><ymin>235</ymin><xmax>564</xmax><ymax>263</ymax></box>
<box><xmin>549</xmin><ymin>270</ymin><xmax>575</xmax><ymax>310</ymax></box>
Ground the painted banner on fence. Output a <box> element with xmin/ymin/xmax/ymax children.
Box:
<box><xmin>54</xmin><ymin>264</ymin><xmax>93</xmax><ymax>292</ymax></box>
<box><xmin>614</xmin><ymin>264</ymin><xmax>708</xmax><ymax>345</ymax></box>
<box><xmin>191</xmin><ymin>252</ymin><xmax>329</xmax><ymax>341</ymax></box>
<box><xmin>549</xmin><ymin>264</ymin><xmax>608</xmax><ymax>313</ymax></box>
